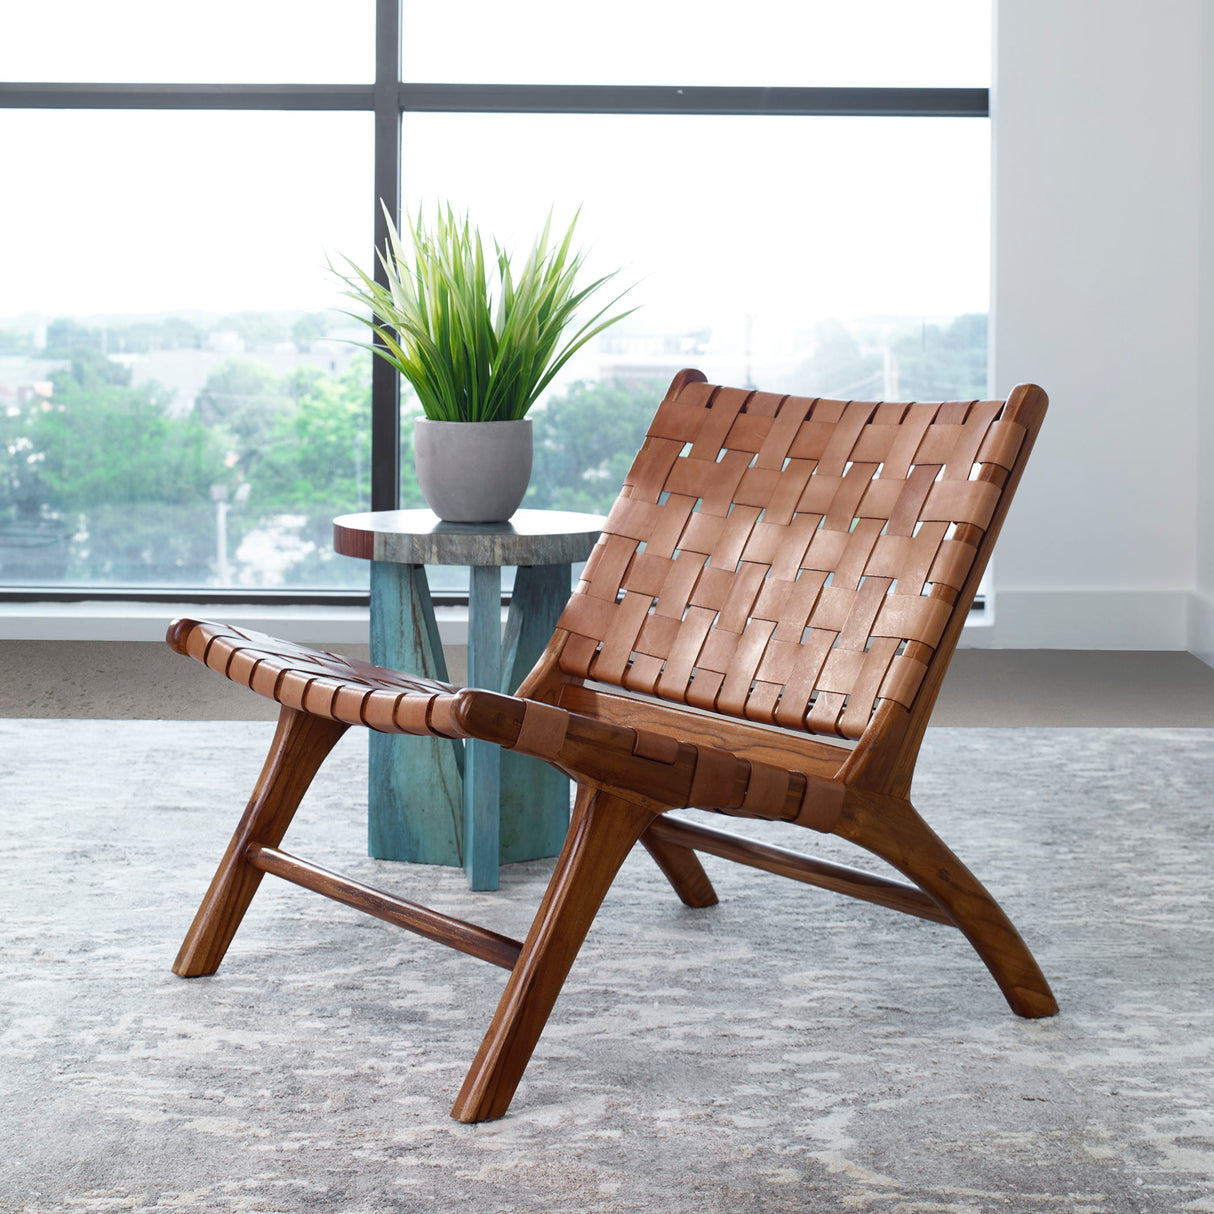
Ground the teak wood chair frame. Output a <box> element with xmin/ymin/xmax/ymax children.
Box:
<box><xmin>168</xmin><ymin>368</ymin><xmax>1057</xmax><ymax>1122</ymax></box>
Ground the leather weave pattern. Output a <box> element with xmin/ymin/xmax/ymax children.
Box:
<box><xmin>556</xmin><ymin>378</ymin><xmax>1026</xmax><ymax>740</ymax></box>
<box><xmin>178</xmin><ymin>621</ymin><xmax>463</xmax><ymax>736</ymax></box>
<box><xmin>169</xmin><ymin>618</ymin><xmax>841</xmax><ymax>824</ymax></box>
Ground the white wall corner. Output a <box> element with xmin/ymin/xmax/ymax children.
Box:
<box><xmin>1189</xmin><ymin>590</ymin><xmax>1214</xmax><ymax>668</ymax></box>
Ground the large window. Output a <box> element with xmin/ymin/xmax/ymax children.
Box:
<box><xmin>0</xmin><ymin>108</ymin><xmax>371</xmax><ymax>590</ymax></box>
<box><xmin>0</xmin><ymin>1</ymin><xmax>989</xmax><ymax>598</ymax></box>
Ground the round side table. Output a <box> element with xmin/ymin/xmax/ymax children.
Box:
<box><xmin>334</xmin><ymin>508</ymin><xmax>603</xmax><ymax>890</ymax></box>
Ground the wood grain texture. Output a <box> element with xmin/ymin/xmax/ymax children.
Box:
<box><xmin>172</xmin><ymin>707</ymin><xmax>348</xmax><ymax>977</ymax></box>
<box><xmin>499</xmin><ymin>563</ymin><xmax>575</xmax><ymax>861</ymax></box>
<box><xmin>639</xmin><ymin>825</ymin><xmax>719</xmax><ymax>908</ymax></box>
<box><xmin>450</xmin><ymin>785</ymin><xmax>661</xmax><ymax>1123</ymax></box>
<box><xmin>834</xmin><ymin>786</ymin><xmax>1058</xmax><ymax>1018</ymax></box>
<box><xmin>646</xmin><ymin>814</ymin><xmax>949</xmax><ymax>924</ymax></box>
<box><xmin>246</xmin><ymin>845</ymin><xmax>521</xmax><ymax>970</ymax></box>
<box><xmin>464</xmin><ymin>565</ymin><xmax>503</xmax><ymax>890</ymax></box>
<box><xmin>367</xmin><ymin>561</ymin><xmax>463</xmax><ymax>864</ymax></box>
<box><xmin>169</xmin><ymin>370</ymin><xmax>1058</xmax><ymax>1124</ymax></box>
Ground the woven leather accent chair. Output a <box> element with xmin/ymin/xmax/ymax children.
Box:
<box><xmin>168</xmin><ymin>368</ymin><xmax>1056</xmax><ymax>1122</ymax></box>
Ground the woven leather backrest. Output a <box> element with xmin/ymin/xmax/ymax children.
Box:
<box><xmin>555</xmin><ymin>373</ymin><xmax>1033</xmax><ymax>740</ymax></box>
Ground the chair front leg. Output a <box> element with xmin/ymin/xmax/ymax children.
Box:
<box><xmin>173</xmin><ymin>707</ymin><xmax>349</xmax><ymax>978</ymax></box>
<box><xmin>451</xmin><ymin>784</ymin><xmax>661</xmax><ymax>1123</ymax></box>
<box><xmin>836</xmin><ymin>790</ymin><xmax>1058</xmax><ymax>1019</ymax></box>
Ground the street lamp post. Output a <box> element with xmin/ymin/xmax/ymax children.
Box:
<box><xmin>211</xmin><ymin>482</ymin><xmax>250</xmax><ymax>587</ymax></box>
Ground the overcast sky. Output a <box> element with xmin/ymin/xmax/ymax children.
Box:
<box><xmin>0</xmin><ymin>1</ymin><xmax>990</xmax><ymax>340</ymax></box>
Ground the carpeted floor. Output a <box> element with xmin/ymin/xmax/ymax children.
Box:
<box><xmin>2</xmin><ymin>720</ymin><xmax>1212</xmax><ymax>1214</ymax></box>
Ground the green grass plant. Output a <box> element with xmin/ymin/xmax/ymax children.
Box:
<box><xmin>331</xmin><ymin>204</ymin><xmax>634</xmax><ymax>422</ymax></box>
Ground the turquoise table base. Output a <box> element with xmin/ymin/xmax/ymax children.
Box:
<box><xmin>367</xmin><ymin>561</ymin><xmax>575</xmax><ymax>890</ymax></box>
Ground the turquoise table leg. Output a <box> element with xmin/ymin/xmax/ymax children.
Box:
<box><xmin>365</xmin><ymin>558</ymin><xmax>574</xmax><ymax>887</ymax></box>
<box><xmin>499</xmin><ymin>563</ymin><xmax>574</xmax><ymax>861</ymax></box>
<box><xmin>464</xmin><ymin>564</ymin><xmax>503</xmax><ymax>890</ymax></box>
<box><xmin>367</xmin><ymin>562</ymin><xmax>465</xmax><ymax>864</ymax></box>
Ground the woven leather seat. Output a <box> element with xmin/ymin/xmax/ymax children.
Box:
<box><xmin>169</xmin><ymin>368</ymin><xmax>1056</xmax><ymax>1122</ymax></box>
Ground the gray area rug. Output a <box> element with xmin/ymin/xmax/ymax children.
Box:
<box><xmin>1</xmin><ymin>721</ymin><xmax>1211</xmax><ymax>1214</ymax></box>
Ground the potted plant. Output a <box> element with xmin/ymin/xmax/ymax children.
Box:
<box><xmin>331</xmin><ymin>204</ymin><xmax>634</xmax><ymax>523</ymax></box>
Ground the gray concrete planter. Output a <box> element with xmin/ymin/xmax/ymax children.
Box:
<box><xmin>413</xmin><ymin>417</ymin><xmax>533</xmax><ymax>523</ymax></box>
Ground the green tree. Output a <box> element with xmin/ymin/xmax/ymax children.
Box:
<box><xmin>526</xmin><ymin>378</ymin><xmax>666</xmax><ymax>515</ymax></box>
<box><xmin>398</xmin><ymin>398</ymin><xmax>426</xmax><ymax>510</ymax></box>
<box><xmin>51</xmin><ymin>347</ymin><xmax>134</xmax><ymax>392</ymax></box>
<box><xmin>256</xmin><ymin>364</ymin><xmax>371</xmax><ymax>514</ymax></box>
<box><xmin>2</xmin><ymin>350</ymin><xmax>227</xmax><ymax>583</ymax></box>
<box><xmin>0</xmin><ymin>327</ymin><xmax>34</xmax><ymax>355</ymax></box>
<box><xmin>42</xmin><ymin>318</ymin><xmax>106</xmax><ymax>357</ymax></box>
<box><xmin>1</xmin><ymin>397</ymin><xmax>53</xmax><ymax>524</ymax></box>
<box><xmin>291</xmin><ymin>313</ymin><xmax>330</xmax><ymax>351</ymax></box>
<box><xmin>214</xmin><ymin>311</ymin><xmax>294</xmax><ymax>347</ymax></box>
<box><xmin>196</xmin><ymin>356</ymin><xmax>294</xmax><ymax>480</ymax></box>
<box><xmin>228</xmin><ymin>360</ymin><xmax>374</xmax><ymax>586</ymax></box>
<box><xmin>37</xmin><ymin>375</ymin><xmax>215</xmax><ymax>510</ymax></box>
<box><xmin>103</xmin><ymin>315</ymin><xmax>206</xmax><ymax>353</ymax></box>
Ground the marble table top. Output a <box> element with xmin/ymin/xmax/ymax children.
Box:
<box><xmin>333</xmin><ymin>508</ymin><xmax>604</xmax><ymax>567</ymax></box>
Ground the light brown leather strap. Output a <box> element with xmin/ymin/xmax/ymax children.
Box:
<box><xmin>557</xmin><ymin>377</ymin><xmax>1026</xmax><ymax>740</ymax></box>
<box><xmin>509</xmin><ymin>699</ymin><xmax>570</xmax><ymax>760</ymax></box>
<box><xmin>168</xmin><ymin>618</ymin><xmax>460</xmax><ymax>736</ymax></box>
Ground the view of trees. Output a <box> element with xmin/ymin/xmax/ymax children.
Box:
<box><xmin>0</xmin><ymin>311</ymin><xmax>988</xmax><ymax>588</ymax></box>
<box><xmin>526</xmin><ymin>378</ymin><xmax>667</xmax><ymax>517</ymax></box>
<box><xmin>0</xmin><ymin>318</ymin><xmax>373</xmax><ymax>586</ymax></box>
<box><xmin>10</xmin><ymin>350</ymin><xmax>225</xmax><ymax>583</ymax></box>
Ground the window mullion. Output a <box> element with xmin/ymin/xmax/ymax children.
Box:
<box><xmin>371</xmin><ymin>0</ymin><xmax>403</xmax><ymax>512</ymax></box>
<box><xmin>395</xmin><ymin>83</ymin><xmax>988</xmax><ymax>118</ymax></box>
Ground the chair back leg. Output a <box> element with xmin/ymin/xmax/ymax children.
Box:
<box><xmin>450</xmin><ymin>784</ymin><xmax>661</xmax><ymax>1122</ymax></box>
<box><xmin>640</xmin><ymin>825</ymin><xmax>719</xmax><ymax>908</ymax></box>
<box><xmin>173</xmin><ymin>708</ymin><xmax>349</xmax><ymax>977</ymax></box>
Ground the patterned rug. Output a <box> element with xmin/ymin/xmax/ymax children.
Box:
<box><xmin>2</xmin><ymin>721</ymin><xmax>1211</xmax><ymax>1214</ymax></box>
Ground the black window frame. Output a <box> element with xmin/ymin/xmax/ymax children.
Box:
<box><xmin>0</xmin><ymin>0</ymin><xmax>988</xmax><ymax>608</ymax></box>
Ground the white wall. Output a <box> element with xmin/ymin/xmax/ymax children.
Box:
<box><xmin>987</xmin><ymin>0</ymin><xmax>1206</xmax><ymax>653</ymax></box>
<box><xmin>1197</xmin><ymin>1</ymin><xmax>1214</xmax><ymax>665</ymax></box>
